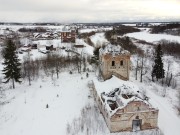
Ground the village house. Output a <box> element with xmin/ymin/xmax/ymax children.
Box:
<box><xmin>60</xmin><ymin>26</ymin><xmax>76</xmax><ymax>43</ymax></box>
<box><xmin>31</xmin><ymin>44</ymin><xmax>37</xmax><ymax>49</ymax></box>
<box><xmin>99</xmin><ymin>44</ymin><xmax>130</xmax><ymax>81</ymax></box>
<box><xmin>92</xmin><ymin>76</ymin><xmax>159</xmax><ymax>132</ymax></box>
<box><xmin>46</xmin><ymin>44</ymin><xmax>56</xmax><ymax>51</ymax></box>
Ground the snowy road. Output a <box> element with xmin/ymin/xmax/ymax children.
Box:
<box><xmin>147</xmin><ymin>89</ymin><xmax>180</xmax><ymax>135</ymax></box>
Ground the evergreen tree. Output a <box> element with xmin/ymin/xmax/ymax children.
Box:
<box><xmin>2</xmin><ymin>39</ymin><xmax>21</xmax><ymax>89</ymax></box>
<box><xmin>91</xmin><ymin>46</ymin><xmax>100</xmax><ymax>65</ymax></box>
<box><xmin>152</xmin><ymin>44</ymin><xmax>165</xmax><ymax>81</ymax></box>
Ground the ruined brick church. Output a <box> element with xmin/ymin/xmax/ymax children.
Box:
<box><xmin>92</xmin><ymin>44</ymin><xmax>159</xmax><ymax>132</ymax></box>
<box><xmin>99</xmin><ymin>44</ymin><xmax>130</xmax><ymax>81</ymax></box>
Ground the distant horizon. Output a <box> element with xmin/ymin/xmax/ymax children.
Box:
<box><xmin>0</xmin><ymin>0</ymin><xmax>180</xmax><ymax>23</ymax></box>
<box><xmin>0</xmin><ymin>21</ymin><xmax>180</xmax><ymax>24</ymax></box>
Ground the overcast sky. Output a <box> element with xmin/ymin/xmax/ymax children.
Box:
<box><xmin>0</xmin><ymin>0</ymin><xmax>180</xmax><ymax>23</ymax></box>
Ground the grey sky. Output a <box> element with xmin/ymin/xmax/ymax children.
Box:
<box><xmin>0</xmin><ymin>0</ymin><xmax>180</xmax><ymax>22</ymax></box>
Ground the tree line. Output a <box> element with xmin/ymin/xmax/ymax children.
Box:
<box><xmin>158</xmin><ymin>39</ymin><xmax>180</xmax><ymax>58</ymax></box>
<box><xmin>18</xmin><ymin>27</ymin><xmax>47</xmax><ymax>33</ymax></box>
<box><xmin>150</xmin><ymin>23</ymin><xmax>180</xmax><ymax>35</ymax></box>
<box><xmin>105</xmin><ymin>25</ymin><xmax>140</xmax><ymax>40</ymax></box>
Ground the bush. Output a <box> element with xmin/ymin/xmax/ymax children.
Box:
<box><xmin>18</xmin><ymin>27</ymin><xmax>46</xmax><ymax>32</ymax></box>
<box><xmin>159</xmin><ymin>39</ymin><xmax>180</xmax><ymax>57</ymax></box>
<box><xmin>136</xmin><ymin>39</ymin><xmax>154</xmax><ymax>46</ymax></box>
<box><xmin>117</xmin><ymin>36</ymin><xmax>144</xmax><ymax>55</ymax></box>
<box><xmin>105</xmin><ymin>25</ymin><xmax>140</xmax><ymax>40</ymax></box>
<box><xmin>78</xmin><ymin>31</ymin><xmax>96</xmax><ymax>39</ymax></box>
<box><xmin>150</xmin><ymin>23</ymin><xmax>180</xmax><ymax>35</ymax></box>
<box><xmin>85</xmin><ymin>37</ymin><xmax>94</xmax><ymax>47</ymax></box>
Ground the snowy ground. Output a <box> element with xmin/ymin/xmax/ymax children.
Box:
<box><xmin>90</xmin><ymin>33</ymin><xmax>108</xmax><ymax>47</ymax></box>
<box><xmin>122</xmin><ymin>27</ymin><xmax>180</xmax><ymax>135</ymax></box>
<box><xmin>122</xmin><ymin>24</ymin><xmax>136</xmax><ymax>27</ymax></box>
<box><xmin>130</xmin><ymin>76</ymin><xmax>180</xmax><ymax>135</ymax></box>
<box><xmin>129</xmin><ymin>46</ymin><xmax>180</xmax><ymax>135</ymax></box>
<box><xmin>125</xmin><ymin>29</ymin><xmax>180</xmax><ymax>43</ymax></box>
<box><xmin>0</xmin><ymin>71</ymin><xmax>163</xmax><ymax>135</ymax></box>
<box><xmin>0</xmin><ymin>72</ymin><xmax>95</xmax><ymax>135</ymax></box>
<box><xmin>1</xmin><ymin>26</ymin><xmax>180</xmax><ymax>135</ymax></box>
<box><xmin>79</xmin><ymin>27</ymin><xmax>112</xmax><ymax>33</ymax></box>
<box><xmin>16</xmin><ymin>39</ymin><xmax>94</xmax><ymax>64</ymax></box>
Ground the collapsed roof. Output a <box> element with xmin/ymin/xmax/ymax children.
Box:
<box><xmin>99</xmin><ymin>44</ymin><xmax>130</xmax><ymax>56</ymax></box>
<box><xmin>93</xmin><ymin>76</ymin><xmax>154</xmax><ymax>116</ymax></box>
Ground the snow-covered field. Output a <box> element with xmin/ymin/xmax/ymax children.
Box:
<box><xmin>79</xmin><ymin>27</ymin><xmax>112</xmax><ymax>33</ymax></box>
<box><xmin>122</xmin><ymin>24</ymin><xmax>136</xmax><ymax>27</ymax></box>
<box><xmin>126</xmin><ymin>29</ymin><xmax>180</xmax><ymax>43</ymax></box>
<box><xmin>0</xmin><ymin>72</ymin><xmax>95</xmax><ymax>135</ymax></box>
<box><xmin>0</xmin><ymin>71</ymin><xmax>164</xmax><ymax>135</ymax></box>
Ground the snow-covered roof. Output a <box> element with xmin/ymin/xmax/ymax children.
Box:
<box><xmin>38</xmin><ymin>47</ymin><xmax>46</xmax><ymax>51</ymax></box>
<box><xmin>38</xmin><ymin>47</ymin><xmax>50</xmax><ymax>54</ymax></box>
<box><xmin>93</xmin><ymin>76</ymin><xmax>139</xmax><ymax>97</ymax></box>
<box><xmin>34</xmin><ymin>33</ymin><xmax>40</xmax><ymax>38</ymax></box>
<box><xmin>41</xmin><ymin>33</ymin><xmax>50</xmax><ymax>38</ymax></box>
<box><xmin>62</xmin><ymin>26</ymin><xmax>70</xmax><ymax>32</ymax></box>
<box><xmin>93</xmin><ymin>76</ymin><xmax>152</xmax><ymax>116</ymax></box>
<box><xmin>99</xmin><ymin>44</ymin><xmax>130</xmax><ymax>56</ymax></box>
<box><xmin>21</xmin><ymin>47</ymin><xmax>30</xmax><ymax>51</ymax></box>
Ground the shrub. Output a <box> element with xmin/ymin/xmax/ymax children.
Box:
<box><xmin>85</xmin><ymin>37</ymin><xmax>94</xmax><ymax>47</ymax></box>
<box><xmin>150</xmin><ymin>23</ymin><xmax>180</xmax><ymax>34</ymax></box>
<box><xmin>159</xmin><ymin>39</ymin><xmax>180</xmax><ymax>58</ymax></box>
<box><xmin>117</xmin><ymin>36</ymin><xmax>144</xmax><ymax>55</ymax></box>
<box><xmin>18</xmin><ymin>27</ymin><xmax>46</xmax><ymax>32</ymax></box>
<box><xmin>105</xmin><ymin>25</ymin><xmax>140</xmax><ymax>40</ymax></box>
<box><xmin>78</xmin><ymin>31</ymin><xmax>96</xmax><ymax>39</ymax></box>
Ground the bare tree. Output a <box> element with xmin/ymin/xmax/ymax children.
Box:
<box><xmin>164</xmin><ymin>60</ymin><xmax>173</xmax><ymax>87</ymax></box>
<box><xmin>140</xmin><ymin>56</ymin><xmax>147</xmax><ymax>82</ymax></box>
<box><xmin>13</xmin><ymin>32</ymin><xmax>21</xmax><ymax>49</ymax></box>
<box><xmin>0</xmin><ymin>47</ymin><xmax>3</xmax><ymax>60</ymax></box>
<box><xmin>82</xmin><ymin>57</ymin><xmax>86</xmax><ymax>72</ymax></box>
<box><xmin>177</xmin><ymin>89</ymin><xmax>180</xmax><ymax>115</ymax></box>
<box><xmin>22</xmin><ymin>51</ymin><xmax>35</xmax><ymax>86</ymax></box>
<box><xmin>74</xmin><ymin>55</ymin><xmax>81</xmax><ymax>73</ymax></box>
<box><xmin>0</xmin><ymin>78</ymin><xmax>4</xmax><ymax>101</ymax></box>
<box><xmin>167</xmin><ymin>73</ymin><xmax>173</xmax><ymax>87</ymax></box>
<box><xmin>53</xmin><ymin>54</ymin><xmax>62</xmax><ymax>79</ymax></box>
<box><xmin>171</xmin><ymin>77</ymin><xmax>177</xmax><ymax>89</ymax></box>
<box><xmin>26</xmin><ymin>51</ymin><xmax>31</xmax><ymax>85</ymax></box>
<box><xmin>135</xmin><ymin>57</ymin><xmax>140</xmax><ymax>80</ymax></box>
<box><xmin>162</xmin><ymin>86</ymin><xmax>167</xmax><ymax>97</ymax></box>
